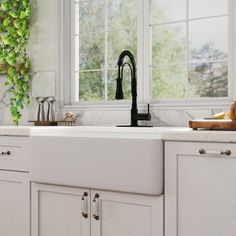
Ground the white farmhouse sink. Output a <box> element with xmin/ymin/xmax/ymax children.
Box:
<box><xmin>31</xmin><ymin>135</ymin><xmax>163</xmax><ymax>195</ymax></box>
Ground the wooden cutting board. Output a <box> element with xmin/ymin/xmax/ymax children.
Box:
<box><xmin>189</xmin><ymin>119</ymin><xmax>236</xmax><ymax>130</ymax></box>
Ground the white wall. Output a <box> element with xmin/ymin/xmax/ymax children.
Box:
<box><xmin>0</xmin><ymin>0</ymin><xmax>58</xmax><ymax>125</ymax></box>
<box><xmin>0</xmin><ymin>0</ymin><xmax>230</xmax><ymax>126</ymax></box>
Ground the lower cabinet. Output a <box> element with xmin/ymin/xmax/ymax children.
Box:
<box><xmin>91</xmin><ymin>190</ymin><xmax>163</xmax><ymax>236</ymax></box>
<box><xmin>165</xmin><ymin>141</ymin><xmax>236</xmax><ymax>236</ymax></box>
<box><xmin>0</xmin><ymin>171</ymin><xmax>30</xmax><ymax>236</ymax></box>
<box><xmin>31</xmin><ymin>183</ymin><xmax>163</xmax><ymax>236</ymax></box>
<box><xmin>31</xmin><ymin>184</ymin><xmax>90</xmax><ymax>236</ymax></box>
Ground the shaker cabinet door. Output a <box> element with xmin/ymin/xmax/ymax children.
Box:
<box><xmin>31</xmin><ymin>183</ymin><xmax>90</xmax><ymax>236</ymax></box>
<box><xmin>0</xmin><ymin>171</ymin><xmax>29</xmax><ymax>236</ymax></box>
<box><xmin>165</xmin><ymin>141</ymin><xmax>236</xmax><ymax>236</ymax></box>
<box><xmin>91</xmin><ymin>190</ymin><xmax>163</xmax><ymax>236</ymax></box>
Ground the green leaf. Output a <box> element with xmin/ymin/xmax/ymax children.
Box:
<box><xmin>8</xmin><ymin>10</ymin><xmax>18</xmax><ymax>18</ymax></box>
<box><xmin>1</xmin><ymin>1</ymin><xmax>10</xmax><ymax>11</ymax></box>
<box><xmin>6</xmin><ymin>56</ymin><xmax>16</xmax><ymax>66</ymax></box>
<box><xmin>19</xmin><ymin>11</ymin><xmax>27</xmax><ymax>19</ymax></box>
<box><xmin>17</xmin><ymin>28</ymin><xmax>25</xmax><ymax>37</ymax></box>
<box><xmin>10</xmin><ymin>105</ymin><xmax>17</xmax><ymax>113</ymax></box>
<box><xmin>3</xmin><ymin>18</ymin><xmax>10</xmax><ymax>27</ymax></box>
<box><xmin>25</xmin><ymin>59</ymin><xmax>30</xmax><ymax>68</ymax></box>
<box><xmin>2</xmin><ymin>35</ymin><xmax>17</xmax><ymax>46</ymax></box>
<box><xmin>0</xmin><ymin>55</ymin><xmax>6</xmax><ymax>63</ymax></box>
<box><xmin>13</xmin><ymin>19</ymin><xmax>22</xmax><ymax>29</ymax></box>
<box><xmin>6</xmin><ymin>26</ymin><xmax>15</xmax><ymax>34</ymax></box>
<box><xmin>10</xmin><ymin>97</ymin><xmax>16</xmax><ymax>103</ymax></box>
<box><xmin>7</xmin><ymin>66</ymin><xmax>16</xmax><ymax>74</ymax></box>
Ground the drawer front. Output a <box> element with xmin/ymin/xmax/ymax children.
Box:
<box><xmin>0</xmin><ymin>136</ymin><xmax>30</xmax><ymax>172</ymax></box>
<box><xmin>165</xmin><ymin>141</ymin><xmax>236</xmax><ymax>158</ymax></box>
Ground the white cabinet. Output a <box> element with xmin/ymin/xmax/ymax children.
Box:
<box><xmin>0</xmin><ymin>171</ymin><xmax>30</xmax><ymax>236</ymax></box>
<box><xmin>91</xmin><ymin>190</ymin><xmax>163</xmax><ymax>236</ymax></box>
<box><xmin>31</xmin><ymin>183</ymin><xmax>163</xmax><ymax>236</ymax></box>
<box><xmin>165</xmin><ymin>141</ymin><xmax>236</xmax><ymax>236</ymax></box>
<box><xmin>0</xmin><ymin>136</ymin><xmax>30</xmax><ymax>236</ymax></box>
<box><xmin>31</xmin><ymin>183</ymin><xmax>90</xmax><ymax>236</ymax></box>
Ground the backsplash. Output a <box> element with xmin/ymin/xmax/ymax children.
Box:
<box><xmin>66</xmin><ymin>108</ymin><xmax>224</xmax><ymax>127</ymax></box>
<box><xmin>0</xmin><ymin>78</ymin><xmax>228</xmax><ymax>126</ymax></box>
<box><xmin>0</xmin><ymin>0</ymin><xmax>230</xmax><ymax>127</ymax></box>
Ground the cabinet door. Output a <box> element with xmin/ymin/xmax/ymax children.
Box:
<box><xmin>0</xmin><ymin>171</ymin><xmax>29</xmax><ymax>236</ymax></box>
<box><xmin>91</xmin><ymin>190</ymin><xmax>163</xmax><ymax>236</ymax></box>
<box><xmin>165</xmin><ymin>141</ymin><xmax>236</xmax><ymax>236</ymax></box>
<box><xmin>31</xmin><ymin>183</ymin><xmax>90</xmax><ymax>236</ymax></box>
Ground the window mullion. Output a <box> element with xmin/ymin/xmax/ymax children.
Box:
<box><xmin>228</xmin><ymin>0</ymin><xmax>235</xmax><ymax>100</ymax></box>
<box><xmin>71</xmin><ymin>0</ymin><xmax>77</xmax><ymax>103</ymax></box>
<box><xmin>104</xmin><ymin>0</ymin><xmax>108</xmax><ymax>101</ymax></box>
<box><xmin>136</xmin><ymin>0</ymin><xmax>143</xmax><ymax>103</ymax></box>
<box><xmin>142</xmin><ymin>0</ymin><xmax>151</xmax><ymax>103</ymax></box>
<box><xmin>150</xmin><ymin>14</ymin><xmax>229</xmax><ymax>27</ymax></box>
<box><xmin>185</xmin><ymin>0</ymin><xmax>189</xmax><ymax>98</ymax></box>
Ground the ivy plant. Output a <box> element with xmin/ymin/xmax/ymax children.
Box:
<box><xmin>0</xmin><ymin>0</ymin><xmax>31</xmax><ymax>125</ymax></box>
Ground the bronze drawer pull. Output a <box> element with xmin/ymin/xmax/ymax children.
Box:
<box><xmin>81</xmin><ymin>192</ymin><xmax>88</xmax><ymax>218</ymax></box>
<box><xmin>0</xmin><ymin>151</ymin><xmax>11</xmax><ymax>156</ymax></box>
<box><xmin>93</xmin><ymin>193</ymin><xmax>100</xmax><ymax>220</ymax></box>
<box><xmin>199</xmin><ymin>149</ymin><xmax>231</xmax><ymax>156</ymax></box>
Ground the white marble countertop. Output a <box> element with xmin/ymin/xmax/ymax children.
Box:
<box><xmin>1</xmin><ymin>125</ymin><xmax>236</xmax><ymax>143</ymax></box>
<box><xmin>0</xmin><ymin>126</ymin><xmax>32</xmax><ymax>136</ymax></box>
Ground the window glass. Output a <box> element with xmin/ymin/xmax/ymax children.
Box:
<box><xmin>152</xmin><ymin>23</ymin><xmax>186</xmax><ymax>65</ymax></box>
<box><xmin>73</xmin><ymin>0</ymin><xmax>229</xmax><ymax>103</ymax></box>
<box><xmin>189</xmin><ymin>17</ymin><xmax>228</xmax><ymax>62</ymax></box>
<box><xmin>189</xmin><ymin>0</ymin><xmax>228</xmax><ymax>19</ymax></box>
<box><xmin>151</xmin><ymin>0</ymin><xmax>228</xmax><ymax>99</ymax></box>
<box><xmin>152</xmin><ymin>65</ymin><xmax>186</xmax><ymax>99</ymax></box>
<box><xmin>152</xmin><ymin>0</ymin><xmax>186</xmax><ymax>24</ymax></box>
<box><xmin>75</xmin><ymin>0</ymin><xmax>137</xmax><ymax>102</ymax></box>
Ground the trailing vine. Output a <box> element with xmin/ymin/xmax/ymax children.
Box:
<box><xmin>0</xmin><ymin>0</ymin><xmax>31</xmax><ymax>125</ymax></box>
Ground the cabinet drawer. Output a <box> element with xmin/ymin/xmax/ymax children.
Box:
<box><xmin>0</xmin><ymin>136</ymin><xmax>30</xmax><ymax>172</ymax></box>
<box><xmin>168</xmin><ymin>141</ymin><xmax>236</xmax><ymax>158</ymax></box>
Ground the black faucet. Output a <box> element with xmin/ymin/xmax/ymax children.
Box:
<box><xmin>115</xmin><ymin>50</ymin><xmax>151</xmax><ymax>127</ymax></box>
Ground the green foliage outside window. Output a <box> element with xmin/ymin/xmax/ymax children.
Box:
<box><xmin>77</xmin><ymin>0</ymin><xmax>228</xmax><ymax>102</ymax></box>
<box><xmin>78</xmin><ymin>0</ymin><xmax>136</xmax><ymax>101</ymax></box>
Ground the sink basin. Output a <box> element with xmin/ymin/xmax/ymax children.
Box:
<box><xmin>31</xmin><ymin>136</ymin><xmax>163</xmax><ymax>195</ymax></box>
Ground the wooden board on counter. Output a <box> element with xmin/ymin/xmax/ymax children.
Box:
<box><xmin>189</xmin><ymin>119</ymin><xmax>236</xmax><ymax>130</ymax></box>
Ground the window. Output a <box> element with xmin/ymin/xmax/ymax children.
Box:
<box><xmin>68</xmin><ymin>0</ymin><xmax>231</xmax><ymax>106</ymax></box>
<box><xmin>74</xmin><ymin>0</ymin><xmax>137</xmax><ymax>102</ymax></box>
<box><xmin>151</xmin><ymin>0</ymin><xmax>229</xmax><ymax>100</ymax></box>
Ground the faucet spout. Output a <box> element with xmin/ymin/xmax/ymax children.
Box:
<box><xmin>115</xmin><ymin>50</ymin><xmax>152</xmax><ymax>127</ymax></box>
<box><xmin>115</xmin><ymin>62</ymin><xmax>132</xmax><ymax>100</ymax></box>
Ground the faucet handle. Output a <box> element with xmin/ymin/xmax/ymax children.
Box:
<box><xmin>133</xmin><ymin>104</ymin><xmax>152</xmax><ymax>122</ymax></box>
<box><xmin>147</xmin><ymin>104</ymin><xmax>151</xmax><ymax>120</ymax></box>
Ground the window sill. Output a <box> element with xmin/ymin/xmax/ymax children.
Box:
<box><xmin>59</xmin><ymin>98</ymin><xmax>232</xmax><ymax>112</ymax></box>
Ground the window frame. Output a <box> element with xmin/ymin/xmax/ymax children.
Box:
<box><xmin>58</xmin><ymin>0</ymin><xmax>236</xmax><ymax>111</ymax></box>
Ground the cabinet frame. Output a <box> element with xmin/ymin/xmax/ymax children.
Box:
<box><xmin>165</xmin><ymin>141</ymin><xmax>236</xmax><ymax>236</ymax></box>
<box><xmin>31</xmin><ymin>183</ymin><xmax>163</xmax><ymax>236</ymax></box>
<box><xmin>91</xmin><ymin>189</ymin><xmax>163</xmax><ymax>236</ymax></box>
<box><xmin>0</xmin><ymin>170</ymin><xmax>30</xmax><ymax>236</ymax></box>
<box><xmin>31</xmin><ymin>183</ymin><xmax>90</xmax><ymax>236</ymax></box>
